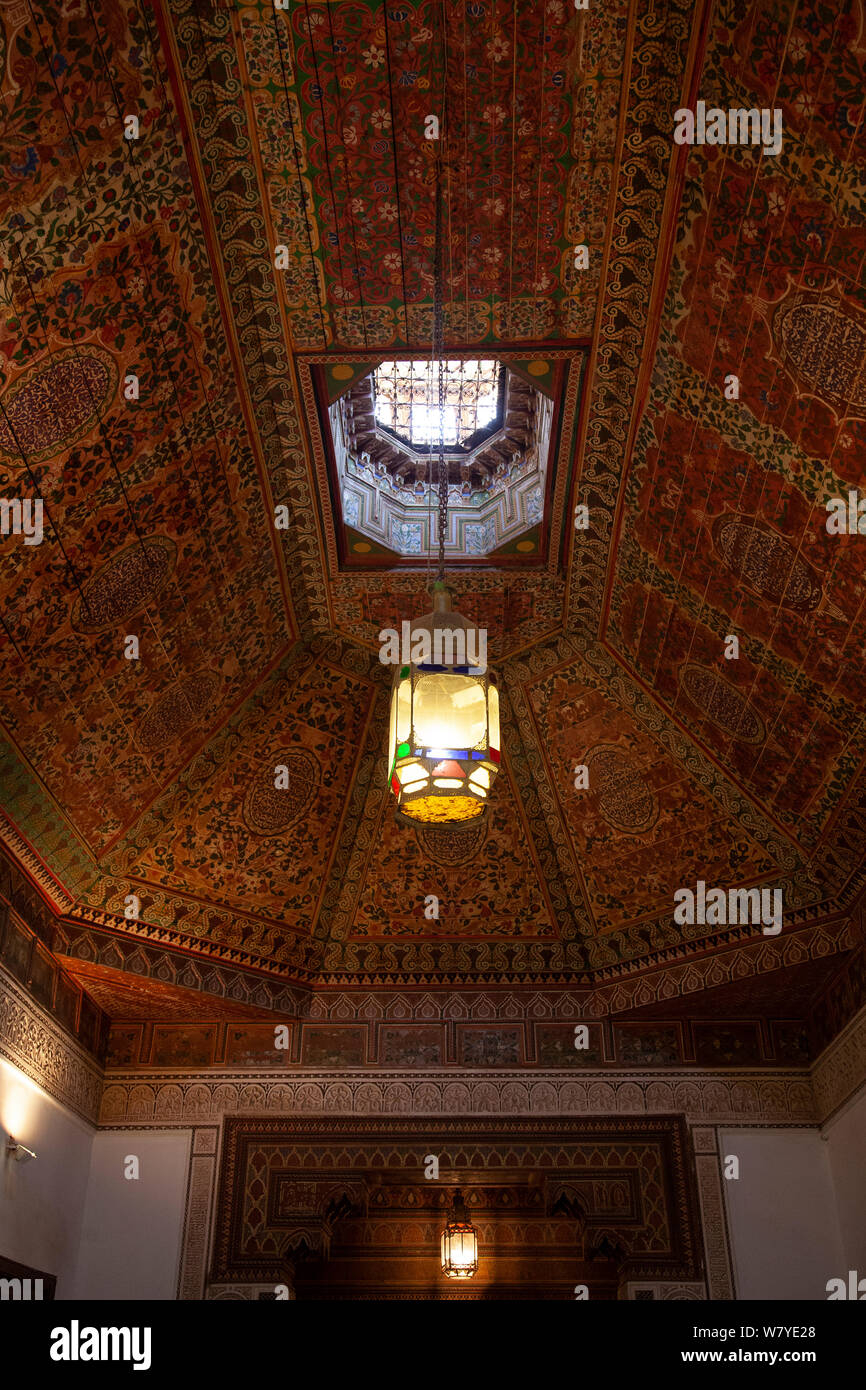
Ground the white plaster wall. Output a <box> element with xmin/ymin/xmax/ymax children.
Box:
<box><xmin>70</xmin><ymin>1129</ymin><xmax>191</xmax><ymax>1300</ymax></box>
<box><xmin>823</xmin><ymin>1085</ymin><xmax>866</xmax><ymax>1274</ymax></box>
<box><xmin>720</xmin><ymin>1128</ymin><xmax>845</xmax><ymax>1300</ymax></box>
<box><xmin>0</xmin><ymin>1057</ymin><xmax>94</xmax><ymax>1297</ymax></box>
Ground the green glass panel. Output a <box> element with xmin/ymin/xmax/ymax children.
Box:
<box><xmin>397</xmin><ymin>742</ymin><xmax>410</xmax><ymax>757</ymax></box>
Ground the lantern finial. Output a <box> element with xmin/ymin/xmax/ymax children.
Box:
<box><xmin>430</xmin><ymin>582</ymin><xmax>452</xmax><ymax>613</ymax></box>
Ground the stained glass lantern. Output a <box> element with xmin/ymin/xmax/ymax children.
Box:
<box><xmin>387</xmin><ymin>583</ymin><xmax>499</xmax><ymax>825</ymax></box>
<box><xmin>440</xmin><ymin>1190</ymin><xmax>478</xmax><ymax>1279</ymax></box>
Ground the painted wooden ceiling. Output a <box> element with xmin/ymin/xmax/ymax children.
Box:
<box><xmin>0</xmin><ymin>0</ymin><xmax>864</xmax><ymax>1008</ymax></box>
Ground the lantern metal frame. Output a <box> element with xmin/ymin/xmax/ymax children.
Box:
<box><xmin>440</xmin><ymin>1189</ymin><xmax>479</xmax><ymax>1279</ymax></box>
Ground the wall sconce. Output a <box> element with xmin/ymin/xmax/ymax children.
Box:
<box><xmin>6</xmin><ymin>1138</ymin><xmax>37</xmax><ymax>1163</ymax></box>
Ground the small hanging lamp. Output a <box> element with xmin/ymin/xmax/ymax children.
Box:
<box><xmin>385</xmin><ymin>149</ymin><xmax>500</xmax><ymax>826</ymax></box>
<box><xmin>440</xmin><ymin>1189</ymin><xmax>479</xmax><ymax>1279</ymax></box>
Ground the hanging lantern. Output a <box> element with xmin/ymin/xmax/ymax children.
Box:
<box><xmin>387</xmin><ymin>582</ymin><xmax>499</xmax><ymax>825</ymax></box>
<box><xmin>383</xmin><ymin>128</ymin><xmax>501</xmax><ymax>826</ymax></box>
<box><xmin>440</xmin><ymin>1189</ymin><xmax>478</xmax><ymax>1279</ymax></box>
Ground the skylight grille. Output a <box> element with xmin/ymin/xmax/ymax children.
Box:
<box><xmin>373</xmin><ymin>359</ymin><xmax>501</xmax><ymax>447</ymax></box>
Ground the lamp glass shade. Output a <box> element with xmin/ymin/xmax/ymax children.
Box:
<box><xmin>440</xmin><ymin>1223</ymin><xmax>479</xmax><ymax>1279</ymax></box>
<box><xmin>396</xmin><ymin>760</ymin><xmax>427</xmax><ymax>785</ymax></box>
<box><xmin>413</xmin><ymin>673</ymin><xmax>487</xmax><ymax>749</ymax></box>
<box><xmin>386</xmin><ymin>590</ymin><xmax>499</xmax><ymax>826</ymax></box>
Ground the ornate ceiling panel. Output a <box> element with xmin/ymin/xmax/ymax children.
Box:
<box><xmin>0</xmin><ymin>0</ymin><xmax>296</xmax><ymax>861</ymax></box>
<box><xmin>348</xmin><ymin>761</ymin><xmax>560</xmax><ymax>942</ymax></box>
<box><xmin>230</xmin><ymin>0</ymin><xmax>626</xmax><ymax>350</ymax></box>
<box><xmin>98</xmin><ymin>649</ymin><xmax>375</xmax><ymax>939</ymax></box>
<box><xmin>525</xmin><ymin>651</ymin><xmax>780</xmax><ymax>935</ymax></box>
<box><xmin>58</xmin><ymin>959</ymin><xmax>284</xmax><ymax>1022</ymax></box>
<box><xmin>1</xmin><ymin>0</ymin><xmax>863</xmax><ymax>1014</ymax></box>
<box><xmin>602</xmin><ymin>0</ymin><xmax>866</xmax><ymax>900</ymax></box>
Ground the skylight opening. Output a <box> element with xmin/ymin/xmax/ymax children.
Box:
<box><xmin>373</xmin><ymin>359</ymin><xmax>501</xmax><ymax>448</ymax></box>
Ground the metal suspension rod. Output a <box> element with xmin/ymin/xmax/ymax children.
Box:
<box><xmin>433</xmin><ymin>159</ymin><xmax>447</xmax><ymax>581</ymax></box>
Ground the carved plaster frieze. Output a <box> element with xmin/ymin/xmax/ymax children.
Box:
<box><xmin>812</xmin><ymin>1002</ymin><xmax>866</xmax><ymax>1123</ymax></box>
<box><xmin>0</xmin><ymin>965</ymin><xmax>102</xmax><ymax>1124</ymax></box>
<box><xmin>98</xmin><ymin>1067</ymin><xmax>816</xmax><ymax>1127</ymax></box>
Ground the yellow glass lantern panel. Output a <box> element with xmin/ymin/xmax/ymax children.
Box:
<box><xmin>413</xmin><ymin>673</ymin><xmax>487</xmax><ymax>749</ymax></box>
<box><xmin>440</xmin><ymin>1226</ymin><xmax>478</xmax><ymax>1278</ymax></box>
<box><xmin>400</xmin><ymin>790</ymin><xmax>484</xmax><ymax>823</ymax></box>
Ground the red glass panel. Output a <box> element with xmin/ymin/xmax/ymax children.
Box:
<box><xmin>431</xmin><ymin>760</ymin><xmax>466</xmax><ymax>779</ymax></box>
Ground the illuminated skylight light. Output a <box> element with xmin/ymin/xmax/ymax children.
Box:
<box><xmin>373</xmin><ymin>359</ymin><xmax>501</xmax><ymax>448</ymax></box>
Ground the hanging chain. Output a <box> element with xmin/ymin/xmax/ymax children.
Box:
<box><xmin>433</xmin><ymin>158</ymin><xmax>447</xmax><ymax>581</ymax></box>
